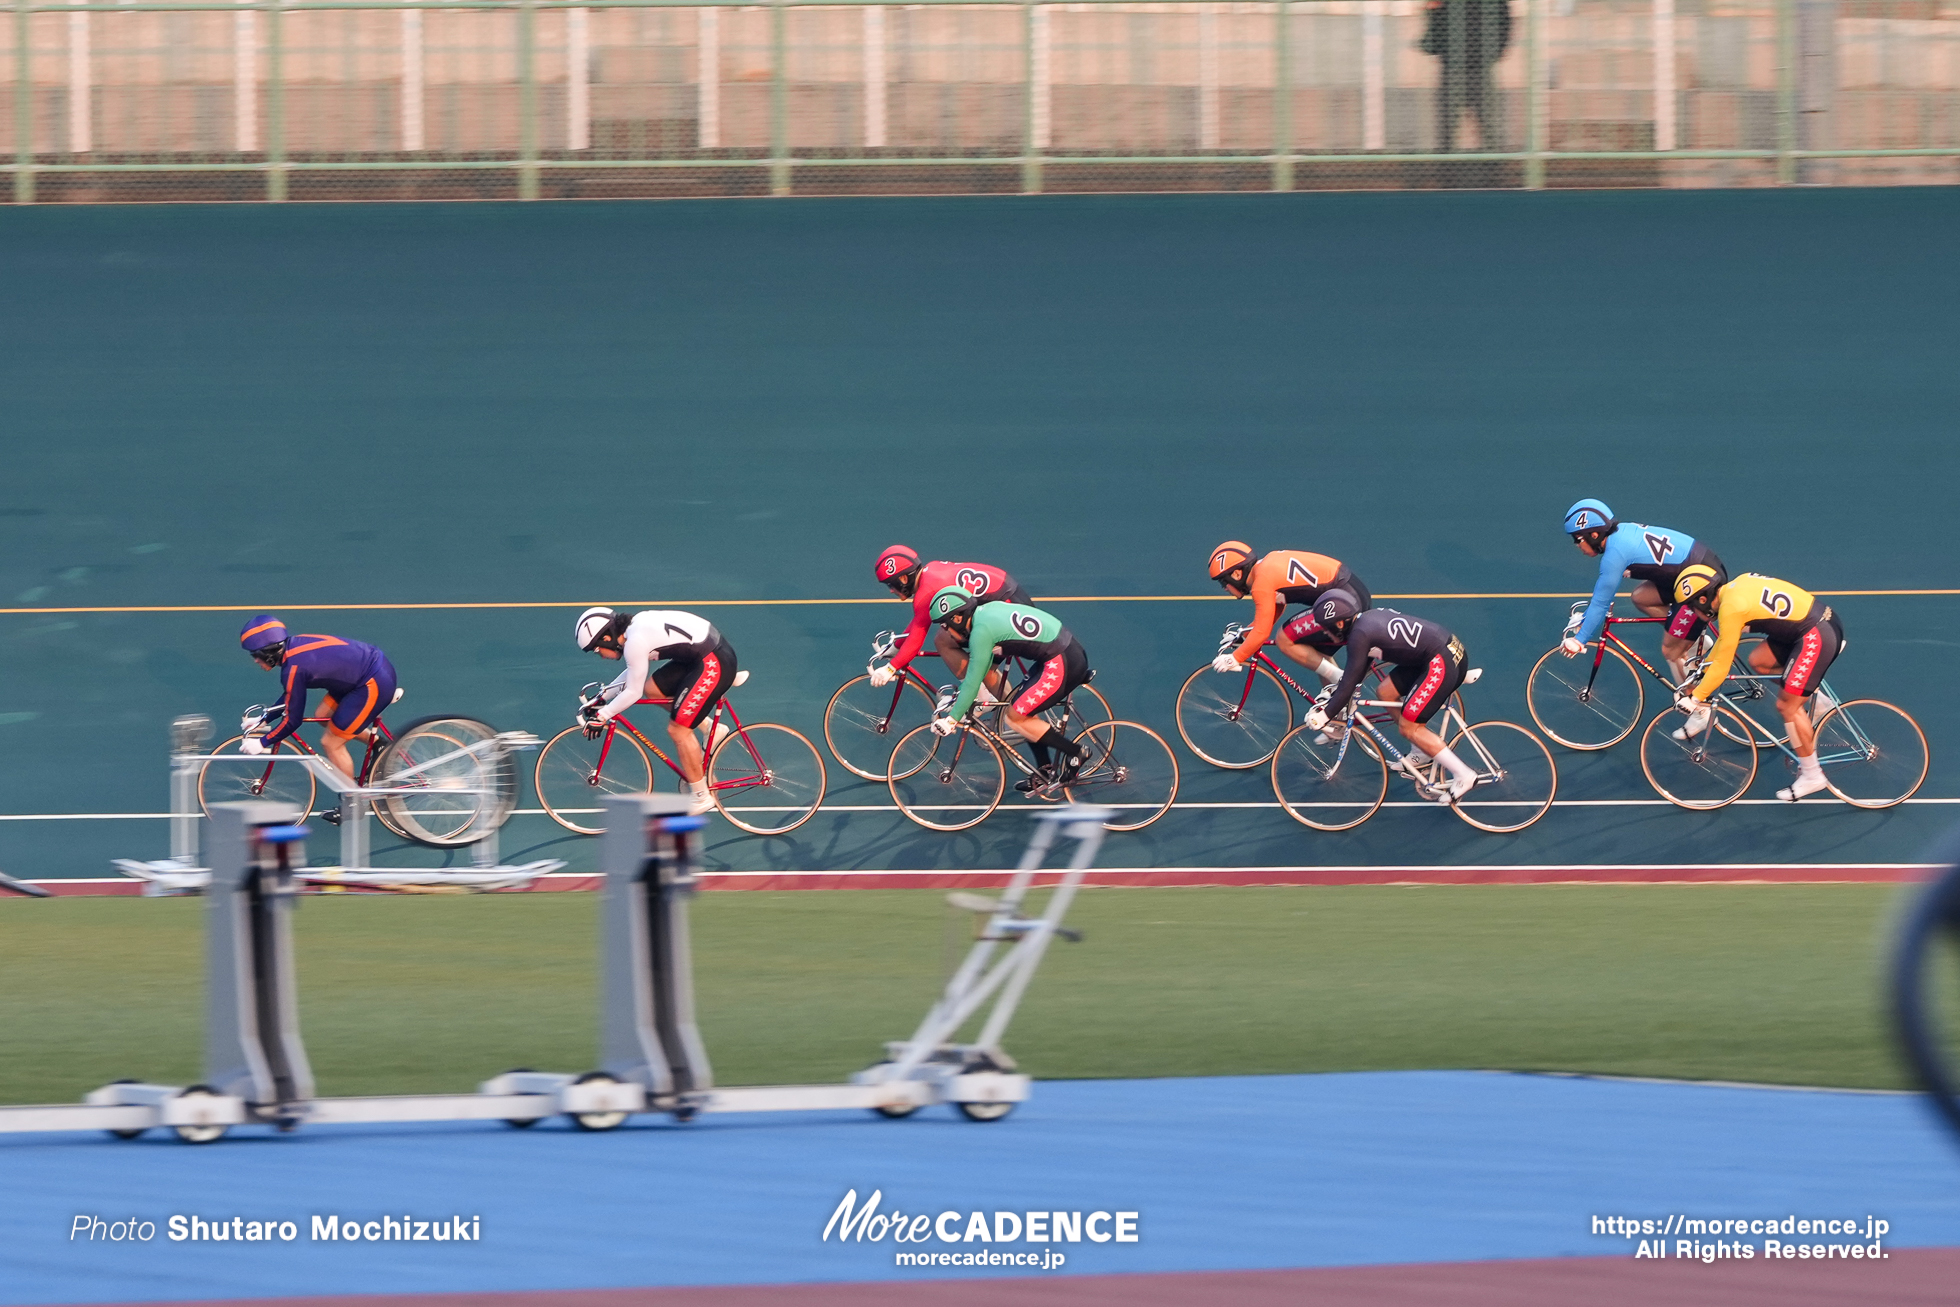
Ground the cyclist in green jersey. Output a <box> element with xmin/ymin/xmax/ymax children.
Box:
<box><xmin>927</xmin><ymin>586</ymin><xmax>1092</xmax><ymax>793</ymax></box>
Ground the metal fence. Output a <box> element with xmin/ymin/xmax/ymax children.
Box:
<box><xmin>6</xmin><ymin>0</ymin><xmax>1959</xmax><ymax>202</ymax></box>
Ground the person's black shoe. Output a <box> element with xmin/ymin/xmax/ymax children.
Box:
<box><xmin>319</xmin><ymin>808</ymin><xmax>342</xmax><ymax>826</ymax></box>
<box><xmin>1014</xmin><ymin>765</ymin><xmax>1056</xmax><ymax>795</ymax></box>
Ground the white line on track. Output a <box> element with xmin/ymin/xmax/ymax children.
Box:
<box><xmin>7</xmin><ymin>797</ymin><xmax>1959</xmax><ymax>821</ymax></box>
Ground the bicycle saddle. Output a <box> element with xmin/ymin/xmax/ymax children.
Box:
<box><xmin>1463</xmin><ymin>668</ymin><xmax>1483</xmax><ymax>685</ymax></box>
<box><xmin>732</xmin><ymin>670</ymin><xmax>750</xmax><ymax>687</ymax></box>
<box><xmin>390</xmin><ymin>687</ymin><xmax>405</xmax><ymax>704</ymax></box>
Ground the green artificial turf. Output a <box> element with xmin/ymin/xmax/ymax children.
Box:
<box><xmin>0</xmin><ymin>884</ymin><xmax>1919</xmax><ymax>1105</ymax></box>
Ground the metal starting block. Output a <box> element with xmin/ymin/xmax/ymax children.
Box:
<box><xmin>110</xmin><ymin>715</ymin><xmax>562</xmax><ymax>894</ymax></box>
<box><xmin>0</xmin><ymin>793</ymin><xmax>1110</xmax><ymax>1143</ymax></box>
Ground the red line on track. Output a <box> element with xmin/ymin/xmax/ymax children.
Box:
<box><xmin>45</xmin><ymin>1248</ymin><xmax>1960</xmax><ymax>1307</ymax></box>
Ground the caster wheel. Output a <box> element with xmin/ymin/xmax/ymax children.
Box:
<box><xmin>955</xmin><ymin>1099</ymin><xmax>1014</xmax><ymax>1123</ymax></box>
<box><xmin>568</xmin><ymin>1071</ymin><xmax>630</xmax><ymax>1132</ymax></box>
<box><xmin>173</xmin><ymin>1085</ymin><xmax>230</xmax><ymax>1144</ymax></box>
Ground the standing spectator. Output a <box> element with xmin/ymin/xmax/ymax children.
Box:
<box><xmin>1420</xmin><ymin>0</ymin><xmax>1512</xmax><ymax>152</ymax></box>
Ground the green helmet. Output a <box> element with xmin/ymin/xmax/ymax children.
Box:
<box><xmin>928</xmin><ymin>585</ymin><xmax>978</xmax><ymax>626</ymax></box>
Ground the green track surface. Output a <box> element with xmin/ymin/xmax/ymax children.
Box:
<box><xmin>0</xmin><ymin>884</ymin><xmax>1919</xmax><ymax>1104</ymax></box>
<box><xmin>2</xmin><ymin>189</ymin><xmax>1958</xmax><ymax>878</ymax></box>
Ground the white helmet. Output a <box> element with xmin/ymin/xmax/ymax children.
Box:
<box><xmin>575</xmin><ymin>606</ymin><xmax>620</xmax><ymax>652</ymax></box>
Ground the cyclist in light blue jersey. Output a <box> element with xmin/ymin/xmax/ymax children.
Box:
<box><xmin>1560</xmin><ymin>499</ymin><xmax>1728</xmax><ymax>688</ymax></box>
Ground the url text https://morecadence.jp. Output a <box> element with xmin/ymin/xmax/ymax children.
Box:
<box><xmin>1592</xmin><ymin>1214</ymin><xmax>1890</xmax><ymax>1261</ymax></box>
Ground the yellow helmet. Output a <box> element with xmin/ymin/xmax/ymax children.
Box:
<box><xmin>1673</xmin><ymin>564</ymin><xmax>1721</xmax><ymax>614</ymax></box>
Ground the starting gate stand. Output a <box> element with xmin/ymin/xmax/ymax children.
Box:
<box><xmin>485</xmin><ymin>793</ymin><xmax>1112</xmax><ymax>1128</ymax></box>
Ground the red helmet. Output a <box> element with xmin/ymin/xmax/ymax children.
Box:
<box><xmin>874</xmin><ymin>544</ymin><xmax>922</xmax><ymax>593</ymax></box>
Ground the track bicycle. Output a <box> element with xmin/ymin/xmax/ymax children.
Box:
<box><xmin>886</xmin><ymin>687</ymin><xmax>1177</xmax><ymax>833</ymax></box>
<box><xmin>1526</xmin><ymin>605</ymin><xmax>1680</xmax><ymax>750</ymax></box>
<box><xmin>201</xmin><ymin>700</ymin><xmax>517</xmax><ymax>847</ymax></box>
<box><xmin>1176</xmin><ymin>622</ymin><xmax>1463</xmax><ymax>769</ymax></box>
<box><xmin>1270</xmin><ymin>672</ymin><xmax>1557</xmax><ymax>833</ymax></box>
<box><xmin>824</xmin><ymin>629</ymin><xmax>1111</xmax><ymax>781</ymax></box>
<box><xmin>535</xmin><ymin>670</ymin><xmax>826</xmax><ymax>836</ymax></box>
<box><xmin>1891</xmin><ymin>830</ymin><xmax>1960</xmax><ymax>1146</ymax></box>
<box><xmin>1637</xmin><ymin>643</ymin><xmax>1927</xmax><ymax>811</ymax></box>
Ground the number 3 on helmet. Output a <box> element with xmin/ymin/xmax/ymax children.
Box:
<box><xmin>1673</xmin><ymin>564</ymin><xmax>1721</xmax><ymax>616</ymax></box>
<box><xmin>874</xmin><ymin>544</ymin><xmax>922</xmax><ymax>594</ymax></box>
<box><xmin>1208</xmin><ymin>541</ymin><xmax>1254</xmax><ymax>593</ymax></box>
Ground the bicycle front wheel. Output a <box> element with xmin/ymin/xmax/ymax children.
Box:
<box><xmin>888</xmin><ymin>725</ymin><xmax>1005</xmax><ymax>832</ymax></box>
<box><xmin>535</xmin><ymin>726</ymin><xmax>657</xmax><ymax>836</ymax></box>
<box><xmin>823</xmin><ymin>675</ymin><xmax>938</xmax><ymax>781</ymax></box>
<box><xmin>1815</xmin><ymin>699</ymin><xmax>1929</xmax><ymax>810</ymax></box>
<box><xmin>1064</xmin><ymin>721</ymin><xmax>1180</xmax><ymax>831</ymax></box>
<box><xmin>199</xmin><ymin>737</ymin><xmax>316</xmax><ymax>822</ymax></box>
<box><xmin>1891</xmin><ymin>861</ymin><xmax>1960</xmax><ymax>1142</ymax></box>
<box><xmin>1526</xmin><ymin>643</ymin><xmax>1645</xmax><ymax>751</ymax></box>
<box><xmin>1640</xmin><ymin>704</ymin><xmax>1759</xmax><ymax>810</ymax></box>
<box><xmin>1443</xmin><ymin>721</ymin><xmax>1558</xmax><ymax>833</ymax></box>
<box><xmin>1175</xmin><ymin>663</ymin><xmax>1295</xmax><ymax>769</ymax></box>
<box><xmin>374</xmin><ymin>716</ymin><xmax>515</xmax><ymax>848</ymax></box>
<box><xmin>710</xmin><ymin>723</ymin><xmax>826</xmax><ymax>835</ymax></box>
<box><xmin>1271</xmin><ymin>723</ymin><xmax>1387</xmax><ymax>832</ymax></box>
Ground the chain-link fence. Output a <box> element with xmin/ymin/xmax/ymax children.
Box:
<box><xmin>5</xmin><ymin>0</ymin><xmax>1958</xmax><ymax>202</ymax></box>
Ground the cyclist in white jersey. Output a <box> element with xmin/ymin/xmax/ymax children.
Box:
<box><xmin>575</xmin><ymin>607</ymin><xmax>738</xmax><ymax>815</ymax></box>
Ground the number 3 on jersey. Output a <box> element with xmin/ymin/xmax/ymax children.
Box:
<box><xmin>956</xmin><ymin>568</ymin><xmax>992</xmax><ymax>596</ymax></box>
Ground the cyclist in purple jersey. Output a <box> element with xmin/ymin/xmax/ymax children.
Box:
<box><xmin>237</xmin><ymin>615</ymin><xmax>399</xmax><ymax>799</ymax></box>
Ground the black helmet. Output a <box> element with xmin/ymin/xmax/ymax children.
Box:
<box><xmin>1316</xmin><ymin>588</ymin><xmax>1360</xmax><ymax>630</ymax></box>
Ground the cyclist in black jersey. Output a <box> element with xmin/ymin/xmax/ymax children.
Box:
<box><xmin>1302</xmin><ymin>591</ymin><xmax>1478</xmax><ymax>802</ymax></box>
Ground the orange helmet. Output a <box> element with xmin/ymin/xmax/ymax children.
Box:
<box><xmin>1208</xmin><ymin>541</ymin><xmax>1254</xmax><ymax>592</ymax></box>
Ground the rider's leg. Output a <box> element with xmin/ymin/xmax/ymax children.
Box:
<box><xmin>937</xmin><ymin>627</ymin><xmax>1008</xmax><ymax>700</ymax></box>
<box><xmin>666</xmin><ymin>719</ymin><xmax>706</xmax><ymax>784</ymax></box>
<box><xmin>319</xmin><ymin>727</ymin><xmax>359</xmax><ymax>783</ymax></box>
<box><xmin>1631</xmin><ymin>581</ymin><xmax>1694</xmax><ymax>683</ymax></box>
<box><xmin>1381</xmin><ymin>663</ymin><xmax>1476</xmax><ymax>795</ymax></box>
<box><xmin>1275</xmin><ymin>628</ymin><xmax>1342</xmax><ymax>684</ymax></box>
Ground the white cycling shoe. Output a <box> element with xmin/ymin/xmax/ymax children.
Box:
<box><xmin>1776</xmin><ymin>770</ymin><xmax>1830</xmax><ymax>803</ymax></box>
<box><xmin>687</xmin><ymin>790</ymin><xmax>716</xmax><ymax>816</ymax></box>
<box><xmin>1438</xmin><ymin>772</ymin><xmax>1477</xmax><ymax>803</ymax></box>
<box><xmin>1671</xmin><ymin>706</ymin><xmax>1713</xmax><ymax>741</ymax></box>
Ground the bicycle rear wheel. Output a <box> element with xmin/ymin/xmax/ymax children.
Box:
<box><xmin>1270</xmin><ymin>723</ymin><xmax>1387</xmax><ymax>831</ymax></box>
<box><xmin>199</xmin><ymin>737</ymin><xmax>316</xmax><ymax>823</ymax></box>
<box><xmin>534</xmin><ymin>726</ymin><xmax>657</xmax><ymax>836</ymax></box>
<box><xmin>1443</xmin><ymin>721</ymin><xmax>1558</xmax><ymax>833</ymax></box>
<box><xmin>1063</xmin><ymin>721</ymin><xmax>1179</xmax><ymax>831</ymax></box>
<box><xmin>1526</xmin><ymin>643</ymin><xmax>1644</xmax><ymax>751</ymax></box>
<box><xmin>1815</xmin><ymin>699</ymin><xmax>1929</xmax><ymax>810</ymax></box>
<box><xmin>374</xmin><ymin>716</ymin><xmax>514</xmax><ymax>848</ymax></box>
<box><xmin>710</xmin><ymin>723</ymin><xmax>826</xmax><ymax>835</ymax></box>
<box><xmin>823</xmin><ymin>675</ymin><xmax>937</xmax><ymax>781</ymax></box>
<box><xmin>888</xmin><ymin>725</ymin><xmax>1005</xmax><ymax>832</ymax></box>
<box><xmin>1891</xmin><ymin>859</ymin><xmax>1960</xmax><ymax>1142</ymax></box>
<box><xmin>1640</xmin><ymin>704</ymin><xmax>1758</xmax><ymax>810</ymax></box>
<box><xmin>1175</xmin><ymin>663</ymin><xmax>1295</xmax><ymax>769</ymax></box>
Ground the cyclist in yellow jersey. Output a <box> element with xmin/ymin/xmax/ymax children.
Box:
<box><xmin>1674</xmin><ymin>566</ymin><xmax>1844</xmax><ymax>801</ymax></box>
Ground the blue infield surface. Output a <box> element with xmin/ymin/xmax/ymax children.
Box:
<box><xmin>5</xmin><ymin>1071</ymin><xmax>1957</xmax><ymax>1304</ymax></box>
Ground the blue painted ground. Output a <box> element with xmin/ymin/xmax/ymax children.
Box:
<box><xmin>4</xmin><ymin>1072</ymin><xmax>1957</xmax><ymax>1304</ymax></box>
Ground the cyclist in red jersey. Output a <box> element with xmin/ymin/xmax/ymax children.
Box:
<box><xmin>868</xmin><ymin>546</ymin><xmax>1031</xmax><ymax>694</ymax></box>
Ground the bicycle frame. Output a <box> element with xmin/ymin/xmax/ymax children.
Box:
<box><xmin>941</xmin><ymin>695</ymin><xmax>1084</xmax><ymax>788</ymax></box>
<box><xmin>1574</xmin><ymin>612</ymin><xmax>1675</xmax><ymax>691</ymax></box>
<box><xmin>589</xmin><ymin>696</ymin><xmax>762</xmax><ymax>795</ymax></box>
<box><xmin>1221</xmin><ymin>623</ymin><xmax>1434</xmax><ymax>714</ymax></box>
<box><xmin>1316</xmin><ymin>696</ymin><xmax>1477</xmax><ymax>801</ymax></box>
<box><xmin>1693</xmin><ymin>663</ymin><xmax>1859</xmax><ymax>770</ymax></box>
<box><xmin>239</xmin><ymin>705</ymin><xmax>394</xmax><ymax>797</ymax></box>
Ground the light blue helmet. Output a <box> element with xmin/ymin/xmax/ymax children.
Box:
<box><xmin>1563</xmin><ymin>499</ymin><xmax>1616</xmax><ymax>544</ymax></box>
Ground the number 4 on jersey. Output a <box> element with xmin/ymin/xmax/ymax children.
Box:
<box><xmin>1643</xmin><ymin>532</ymin><xmax>1673</xmax><ymax>564</ymax></box>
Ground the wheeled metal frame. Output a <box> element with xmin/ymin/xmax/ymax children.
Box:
<box><xmin>486</xmin><ymin>793</ymin><xmax>1112</xmax><ymax>1129</ymax></box>
<box><xmin>112</xmin><ymin>715</ymin><xmax>562</xmax><ymax>894</ymax></box>
<box><xmin>0</xmin><ymin>794</ymin><xmax>1110</xmax><ymax>1141</ymax></box>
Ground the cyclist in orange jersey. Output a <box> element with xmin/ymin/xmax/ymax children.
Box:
<box><xmin>1206</xmin><ymin>542</ymin><xmax>1374</xmax><ymax>684</ymax></box>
